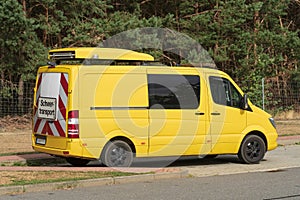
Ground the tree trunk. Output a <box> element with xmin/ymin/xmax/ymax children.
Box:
<box><xmin>21</xmin><ymin>0</ymin><xmax>26</xmax><ymax>16</ymax></box>
<box><xmin>18</xmin><ymin>77</ymin><xmax>24</xmax><ymax>115</ymax></box>
<box><xmin>43</xmin><ymin>5</ymin><xmax>49</xmax><ymax>46</ymax></box>
<box><xmin>253</xmin><ymin>10</ymin><xmax>259</xmax><ymax>66</ymax></box>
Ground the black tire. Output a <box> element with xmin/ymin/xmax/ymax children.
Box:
<box><xmin>238</xmin><ymin>135</ymin><xmax>266</xmax><ymax>164</ymax></box>
<box><xmin>66</xmin><ymin>157</ymin><xmax>90</xmax><ymax>166</ymax></box>
<box><xmin>101</xmin><ymin>140</ymin><xmax>134</xmax><ymax>167</ymax></box>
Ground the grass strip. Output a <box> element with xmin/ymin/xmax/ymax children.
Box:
<box><xmin>0</xmin><ymin>170</ymin><xmax>138</xmax><ymax>187</ymax></box>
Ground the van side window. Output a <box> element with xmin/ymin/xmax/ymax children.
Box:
<box><xmin>209</xmin><ymin>76</ymin><xmax>242</xmax><ymax>108</ymax></box>
<box><xmin>148</xmin><ymin>74</ymin><xmax>200</xmax><ymax>109</ymax></box>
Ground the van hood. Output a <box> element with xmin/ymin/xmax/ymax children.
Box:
<box><xmin>250</xmin><ymin>104</ymin><xmax>272</xmax><ymax>118</ymax></box>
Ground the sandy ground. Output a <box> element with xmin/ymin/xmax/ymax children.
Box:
<box><xmin>275</xmin><ymin>120</ymin><xmax>300</xmax><ymax>135</ymax></box>
<box><xmin>0</xmin><ymin>129</ymin><xmax>33</xmax><ymax>154</ymax></box>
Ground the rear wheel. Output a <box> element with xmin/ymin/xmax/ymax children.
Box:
<box><xmin>238</xmin><ymin>135</ymin><xmax>266</xmax><ymax>164</ymax></box>
<box><xmin>66</xmin><ymin>157</ymin><xmax>90</xmax><ymax>166</ymax></box>
<box><xmin>101</xmin><ymin>140</ymin><xmax>134</xmax><ymax>167</ymax></box>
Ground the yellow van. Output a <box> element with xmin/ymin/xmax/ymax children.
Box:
<box><xmin>32</xmin><ymin>47</ymin><xmax>278</xmax><ymax>167</ymax></box>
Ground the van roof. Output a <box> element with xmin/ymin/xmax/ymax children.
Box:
<box><xmin>48</xmin><ymin>47</ymin><xmax>218</xmax><ymax>70</ymax></box>
<box><xmin>48</xmin><ymin>47</ymin><xmax>155</xmax><ymax>61</ymax></box>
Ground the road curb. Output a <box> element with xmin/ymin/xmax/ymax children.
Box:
<box><xmin>0</xmin><ymin>135</ymin><xmax>299</xmax><ymax>165</ymax></box>
<box><xmin>0</xmin><ymin>170</ymin><xmax>189</xmax><ymax>196</ymax></box>
<box><xmin>0</xmin><ymin>135</ymin><xmax>299</xmax><ymax>196</ymax></box>
<box><xmin>277</xmin><ymin>135</ymin><xmax>300</xmax><ymax>146</ymax></box>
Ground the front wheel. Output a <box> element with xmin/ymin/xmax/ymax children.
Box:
<box><xmin>238</xmin><ymin>135</ymin><xmax>266</xmax><ymax>164</ymax></box>
<box><xmin>101</xmin><ymin>140</ymin><xmax>134</xmax><ymax>167</ymax></box>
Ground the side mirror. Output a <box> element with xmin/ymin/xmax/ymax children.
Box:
<box><xmin>241</xmin><ymin>94</ymin><xmax>249</xmax><ymax>110</ymax></box>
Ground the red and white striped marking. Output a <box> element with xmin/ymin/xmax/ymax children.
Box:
<box><xmin>33</xmin><ymin>73</ymin><xmax>68</xmax><ymax>137</ymax></box>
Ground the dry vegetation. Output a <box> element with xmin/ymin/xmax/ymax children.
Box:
<box><xmin>0</xmin><ymin>131</ymin><xmax>32</xmax><ymax>154</ymax></box>
<box><xmin>0</xmin><ymin>115</ymin><xmax>32</xmax><ymax>154</ymax></box>
<box><xmin>0</xmin><ymin>171</ymin><xmax>132</xmax><ymax>187</ymax></box>
<box><xmin>275</xmin><ymin>120</ymin><xmax>300</xmax><ymax>136</ymax></box>
<box><xmin>0</xmin><ymin>115</ymin><xmax>31</xmax><ymax>133</ymax></box>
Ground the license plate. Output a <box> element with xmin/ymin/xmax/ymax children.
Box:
<box><xmin>36</xmin><ymin>137</ymin><xmax>46</xmax><ymax>145</ymax></box>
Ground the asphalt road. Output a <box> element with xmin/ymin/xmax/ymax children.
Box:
<box><xmin>120</xmin><ymin>145</ymin><xmax>300</xmax><ymax>177</ymax></box>
<box><xmin>176</xmin><ymin>145</ymin><xmax>300</xmax><ymax>177</ymax></box>
<box><xmin>0</xmin><ymin>145</ymin><xmax>299</xmax><ymax>198</ymax></box>
<box><xmin>2</xmin><ymin>167</ymin><xmax>300</xmax><ymax>200</ymax></box>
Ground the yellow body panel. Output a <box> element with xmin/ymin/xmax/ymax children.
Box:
<box><xmin>32</xmin><ymin>48</ymin><xmax>278</xmax><ymax>162</ymax></box>
<box><xmin>146</xmin><ymin>67</ymin><xmax>210</xmax><ymax>156</ymax></box>
<box><xmin>32</xmin><ymin>136</ymin><xmax>94</xmax><ymax>159</ymax></box>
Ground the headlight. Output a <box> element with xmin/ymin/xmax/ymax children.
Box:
<box><xmin>269</xmin><ymin>117</ymin><xmax>276</xmax><ymax>129</ymax></box>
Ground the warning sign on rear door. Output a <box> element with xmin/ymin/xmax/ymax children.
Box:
<box><xmin>37</xmin><ymin>97</ymin><xmax>57</xmax><ymax>120</ymax></box>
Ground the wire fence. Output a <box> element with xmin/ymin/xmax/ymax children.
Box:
<box><xmin>0</xmin><ymin>78</ymin><xmax>299</xmax><ymax>119</ymax></box>
<box><xmin>0</xmin><ymin>80</ymin><xmax>35</xmax><ymax>117</ymax></box>
<box><xmin>264</xmin><ymin>79</ymin><xmax>300</xmax><ymax>119</ymax></box>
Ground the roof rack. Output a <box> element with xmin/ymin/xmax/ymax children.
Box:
<box><xmin>178</xmin><ymin>63</ymin><xmax>217</xmax><ymax>69</ymax></box>
<box><xmin>48</xmin><ymin>47</ymin><xmax>217</xmax><ymax>69</ymax></box>
<box><xmin>48</xmin><ymin>47</ymin><xmax>154</xmax><ymax>61</ymax></box>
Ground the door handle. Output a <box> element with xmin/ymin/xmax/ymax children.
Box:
<box><xmin>195</xmin><ymin>112</ymin><xmax>205</xmax><ymax>116</ymax></box>
<box><xmin>211</xmin><ymin>112</ymin><xmax>221</xmax><ymax>115</ymax></box>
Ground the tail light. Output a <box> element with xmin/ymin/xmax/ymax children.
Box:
<box><xmin>68</xmin><ymin>110</ymin><xmax>79</xmax><ymax>138</ymax></box>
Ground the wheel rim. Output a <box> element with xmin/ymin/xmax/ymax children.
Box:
<box><xmin>109</xmin><ymin>146</ymin><xmax>129</xmax><ymax>166</ymax></box>
<box><xmin>245</xmin><ymin>140</ymin><xmax>261</xmax><ymax>160</ymax></box>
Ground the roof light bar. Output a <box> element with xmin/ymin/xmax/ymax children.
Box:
<box><xmin>49</xmin><ymin>51</ymin><xmax>76</xmax><ymax>60</ymax></box>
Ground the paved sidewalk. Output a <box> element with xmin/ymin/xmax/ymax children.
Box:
<box><xmin>181</xmin><ymin>145</ymin><xmax>300</xmax><ymax>177</ymax></box>
<box><xmin>0</xmin><ymin>135</ymin><xmax>298</xmax><ymax>166</ymax></box>
<box><xmin>0</xmin><ymin>153</ymin><xmax>181</xmax><ymax>174</ymax></box>
<box><xmin>0</xmin><ymin>135</ymin><xmax>299</xmax><ymax>196</ymax></box>
<box><xmin>0</xmin><ymin>153</ymin><xmax>52</xmax><ymax>163</ymax></box>
<box><xmin>0</xmin><ymin>153</ymin><xmax>187</xmax><ymax>196</ymax></box>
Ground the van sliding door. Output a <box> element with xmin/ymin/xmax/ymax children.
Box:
<box><xmin>147</xmin><ymin>69</ymin><xmax>209</xmax><ymax>157</ymax></box>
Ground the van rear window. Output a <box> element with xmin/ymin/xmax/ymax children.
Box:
<box><xmin>148</xmin><ymin>74</ymin><xmax>200</xmax><ymax>109</ymax></box>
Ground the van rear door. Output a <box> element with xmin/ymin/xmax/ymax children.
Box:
<box><xmin>33</xmin><ymin>72</ymin><xmax>69</xmax><ymax>144</ymax></box>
